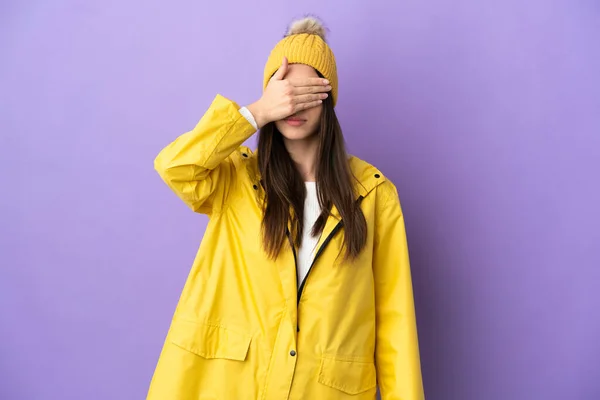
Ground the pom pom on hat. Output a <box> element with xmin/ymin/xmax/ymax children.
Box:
<box><xmin>286</xmin><ymin>16</ymin><xmax>328</xmax><ymax>42</ymax></box>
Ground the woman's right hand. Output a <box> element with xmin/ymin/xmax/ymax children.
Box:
<box><xmin>246</xmin><ymin>57</ymin><xmax>332</xmax><ymax>129</ymax></box>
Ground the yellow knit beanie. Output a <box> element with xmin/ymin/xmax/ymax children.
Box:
<box><xmin>263</xmin><ymin>16</ymin><xmax>338</xmax><ymax>106</ymax></box>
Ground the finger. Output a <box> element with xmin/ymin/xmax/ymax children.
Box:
<box><xmin>293</xmin><ymin>93</ymin><xmax>329</xmax><ymax>104</ymax></box>
<box><xmin>294</xmin><ymin>99</ymin><xmax>323</xmax><ymax>112</ymax></box>
<box><xmin>271</xmin><ymin>56</ymin><xmax>289</xmax><ymax>81</ymax></box>
<box><xmin>289</xmin><ymin>77</ymin><xmax>330</xmax><ymax>87</ymax></box>
<box><xmin>293</xmin><ymin>85</ymin><xmax>332</xmax><ymax>95</ymax></box>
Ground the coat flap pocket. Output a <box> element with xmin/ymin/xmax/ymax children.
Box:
<box><xmin>317</xmin><ymin>355</ymin><xmax>377</xmax><ymax>395</ymax></box>
<box><xmin>169</xmin><ymin>319</ymin><xmax>251</xmax><ymax>361</ymax></box>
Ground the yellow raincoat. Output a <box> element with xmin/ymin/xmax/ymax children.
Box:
<box><xmin>148</xmin><ymin>94</ymin><xmax>424</xmax><ymax>400</ymax></box>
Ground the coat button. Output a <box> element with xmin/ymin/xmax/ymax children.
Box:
<box><xmin>290</xmin><ymin>350</ymin><xmax>296</xmax><ymax>356</ymax></box>
<box><xmin>374</xmin><ymin>173</ymin><xmax>380</xmax><ymax>178</ymax></box>
<box><xmin>242</xmin><ymin>153</ymin><xmax>248</xmax><ymax>158</ymax></box>
<box><xmin>253</xmin><ymin>184</ymin><xmax>258</xmax><ymax>190</ymax></box>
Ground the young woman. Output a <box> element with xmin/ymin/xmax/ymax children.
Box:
<box><xmin>147</xmin><ymin>17</ymin><xmax>424</xmax><ymax>400</ymax></box>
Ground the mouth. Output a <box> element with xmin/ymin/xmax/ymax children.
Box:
<box><xmin>284</xmin><ymin>117</ymin><xmax>307</xmax><ymax>127</ymax></box>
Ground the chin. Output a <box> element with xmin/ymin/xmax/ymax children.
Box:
<box><xmin>280</xmin><ymin>128</ymin><xmax>314</xmax><ymax>141</ymax></box>
<box><xmin>276</xmin><ymin>122</ymin><xmax>317</xmax><ymax>141</ymax></box>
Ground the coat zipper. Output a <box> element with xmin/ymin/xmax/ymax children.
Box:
<box><xmin>296</xmin><ymin>221</ymin><xmax>343</xmax><ymax>306</ymax></box>
<box><xmin>296</xmin><ymin>195</ymin><xmax>364</xmax><ymax>307</ymax></box>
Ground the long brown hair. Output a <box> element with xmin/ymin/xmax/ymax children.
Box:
<box><xmin>257</xmin><ymin>92</ymin><xmax>367</xmax><ymax>261</ymax></box>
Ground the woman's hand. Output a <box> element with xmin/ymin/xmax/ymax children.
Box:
<box><xmin>246</xmin><ymin>57</ymin><xmax>332</xmax><ymax>129</ymax></box>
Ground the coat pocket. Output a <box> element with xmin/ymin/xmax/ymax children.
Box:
<box><xmin>317</xmin><ymin>355</ymin><xmax>377</xmax><ymax>395</ymax></box>
<box><xmin>169</xmin><ymin>318</ymin><xmax>251</xmax><ymax>361</ymax></box>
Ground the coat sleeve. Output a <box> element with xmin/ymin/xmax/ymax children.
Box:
<box><xmin>154</xmin><ymin>94</ymin><xmax>257</xmax><ymax>215</ymax></box>
<box><xmin>373</xmin><ymin>182</ymin><xmax>425</xmax><ymax>400</ymax></box>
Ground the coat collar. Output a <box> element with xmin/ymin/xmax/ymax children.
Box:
<box><xmin>347</xmin><ymin>155</ymin><xmax>386</xmax><ymax>200</ymax></box>
<box><xmin>245</xmin><ymin>153</ymin><xmax>386</xmax><ymax>221</ymax></box>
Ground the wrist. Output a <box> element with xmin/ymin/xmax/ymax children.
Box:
<box><xmin>246</xmin><ymin>100</ymin><xmax>268</xmax><ymax>130</ymax></box>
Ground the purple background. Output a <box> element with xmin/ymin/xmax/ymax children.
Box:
<box><xmin>1</xmin><ymin>1</ymin><xmax>599</xmax><ymax>399</ymax></box>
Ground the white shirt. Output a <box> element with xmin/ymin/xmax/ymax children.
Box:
<box><xmin>239</xmin><ymin>106</ymin><xmax>258</xmax><ymax>130</ymax></box>
<box><xmin>238</xmin><ymin>108</ymin><xmax>322</xmax><ymax>287</ymax></box>
<box><xmin>296</xmin><ymin>182</ymin><xmax>322</xmax><ymax>287</ymax></box>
